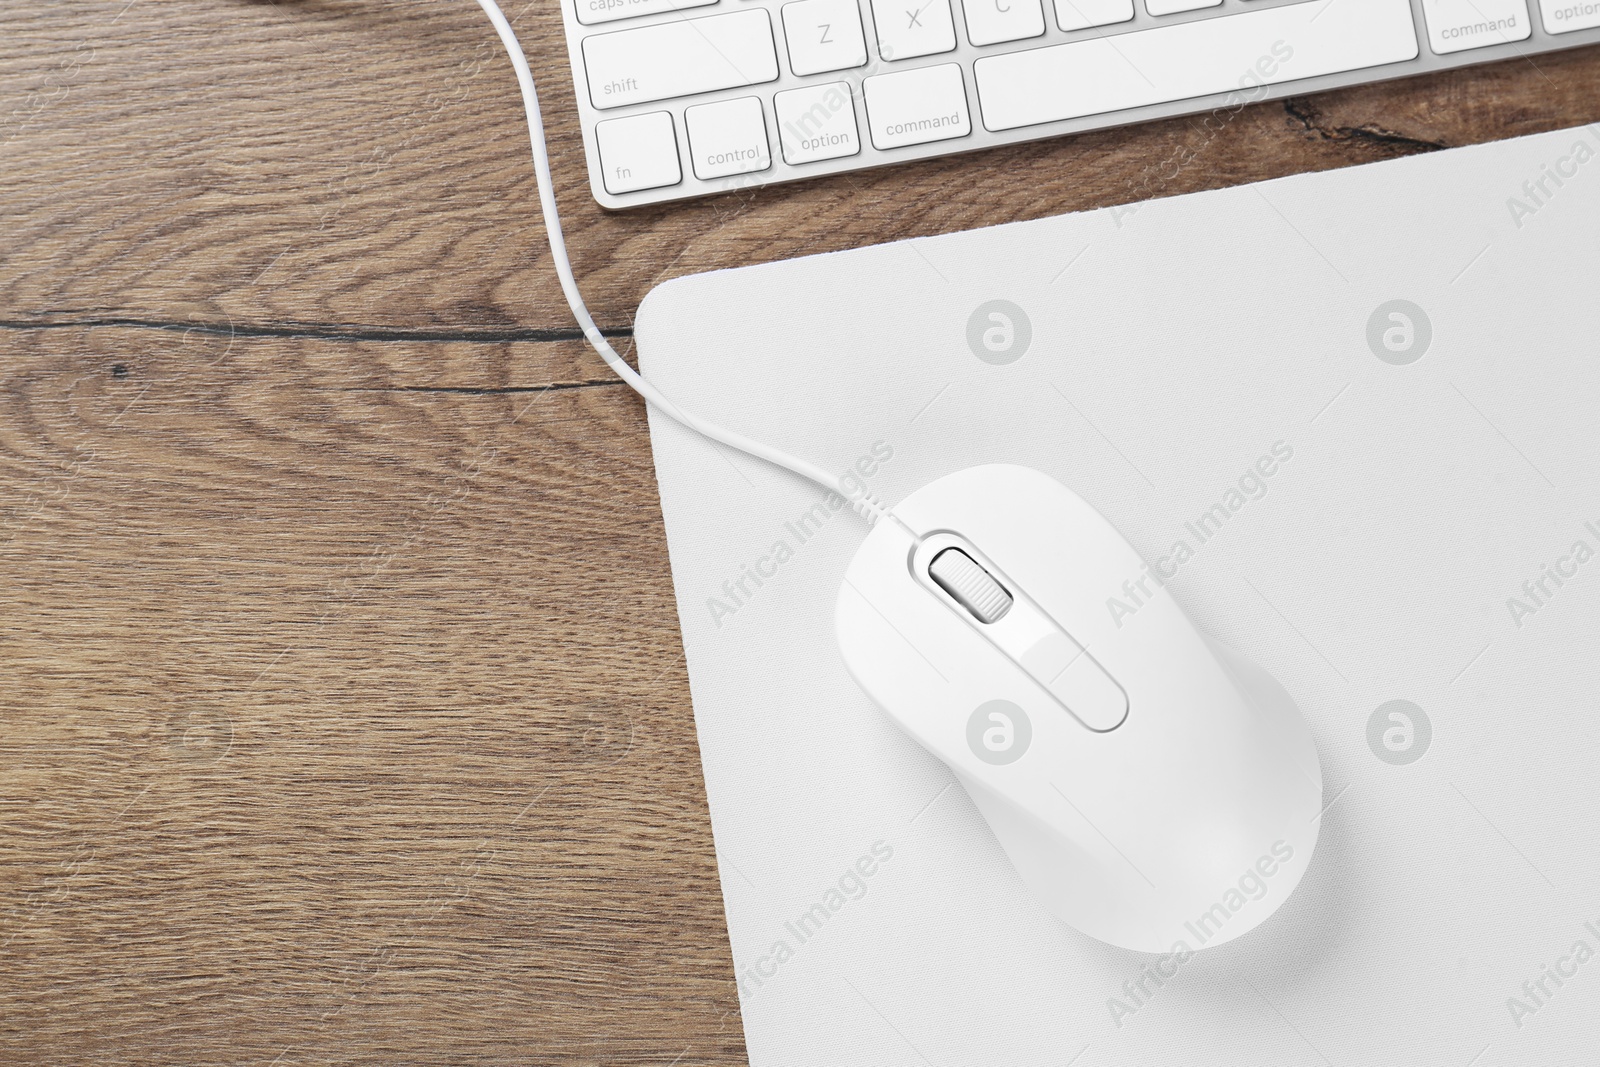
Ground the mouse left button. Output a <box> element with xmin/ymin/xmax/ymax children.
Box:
<box><xmin>928</xmin><ymin>548</ymin><xmax>1013</xmax><ymax>623</ymax></box>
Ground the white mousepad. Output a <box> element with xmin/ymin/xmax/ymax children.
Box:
<box><xmin>636</xmin><ymin>124</ymin><xmax>1600</xmax><ymax>1066</ymax></box>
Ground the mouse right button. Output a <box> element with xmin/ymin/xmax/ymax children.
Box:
<box><xmin>1050</xmin><ymin>653</ymin><xmax>1127</xmax><ymax>732</ymax></box>
<box><xmin>1020</xmin><ymin>631</ymin><xmax>1128</xmax><ymax>732</ymax></box>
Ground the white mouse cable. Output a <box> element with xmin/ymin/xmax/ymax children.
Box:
<box><xmin>471</xmin><ymin>0</ymin><xmax>909</xmax><ymax>534</ymax></box>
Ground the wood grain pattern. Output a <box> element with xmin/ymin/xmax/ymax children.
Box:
<box><xmin>3</xmin><ymin>1</ymin><xmax>1599</xmax><ymax>1062</ymax></box>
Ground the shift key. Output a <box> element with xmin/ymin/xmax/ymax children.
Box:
<box><xmin>583</xmin><ymin>10</ymin><xmax>779</xmax><ymax>109</ymax></box>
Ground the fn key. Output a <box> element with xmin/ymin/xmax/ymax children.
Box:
<box><xmin>595</xmin><ymin>111</ymin><xmax>681</xmax><ymax>195</ymax></box>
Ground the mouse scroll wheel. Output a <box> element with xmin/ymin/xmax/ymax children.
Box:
<box><xmin>928</xmin><ymin>548</ymin><xmax>1014</xmax><ymax>623</ymax></box>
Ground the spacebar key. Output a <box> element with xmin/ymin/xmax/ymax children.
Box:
<box><xmin>974</xmin><ymin>0</ymin><xmax>1418</xmax><ymax>132</ymax></box>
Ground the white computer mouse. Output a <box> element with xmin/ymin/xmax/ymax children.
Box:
<box><xmin>835</xmin><ymin>465</ymin><xmax>1322</xmax><ymax>953</ymax></box>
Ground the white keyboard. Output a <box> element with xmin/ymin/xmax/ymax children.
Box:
<box><xmin>558</xmin><ymin>0</ymin><xmax>1600</xmax><ymax>207</ymax></box>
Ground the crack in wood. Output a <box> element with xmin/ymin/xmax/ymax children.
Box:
<box><xmin>0</xmin><ymin>317</ymin><xmax>635</xmax><ymax>344</ymax></box>
<box><xmin>1282</xmin><ymin>99</ymin><xmax>1448</xmax><ymax>155</ymax></box>
<box><xmin>327</xmin><ymin>380</ymin><xmax>624</xmax><ymax>394</ymax></box>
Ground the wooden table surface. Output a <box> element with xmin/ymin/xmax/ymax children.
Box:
<box><xmin>3</xmin><ymin>2</ymin><xmax>1598</xmax><ymax>1062</ymax></box>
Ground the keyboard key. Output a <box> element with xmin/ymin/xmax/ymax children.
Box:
<box><xmin>864</xmin><ymin>63</ymin><xmax>971</xmax><ymax>149</ymax></box>
<box><xmin>685</xmin><ymin>96</ymin><xmax>772</xmax><ymax>179</ymax></box>
<box><xmin>1420</xmin><ymin>0</ymin><xmax>1531</xmax><ymax>51</ymax></box>
<box><xmin>961</xmin><ymin>0</ymin><xmax>1045</xmax><ymax>45</ymax></box>
<box><xmin>1146</xmin><ymin>0</ymin><xmax>1221</xmax><ymax>14</ymax></box>
<box><xmin>594</xmin><ymin>112</ymin><xmax>682</xmax><ymax>194</ymax></box>
<box><xmin>1053</xmin><ymin>0</ymin><xmax>1133</xmax><ymax>30</ymax></box>
<box><xmin>582</xmin><ymin>10</ymin><xmax>778</xmax><ymax>110</ymax></box>
<box><xmin>870</xmin><ymin>0</ymin><xmax>957</xmax><ymax>59</ymax></box>
<box><xmin>978</xmin><ymin>0</ymin><xmax>1418</xmax><ymax>132</ymax></box>
<box><xmin>774</xmin><ymin>82</ymin><xmax>862</xmax><ymax>163</ymax></box>
<box><xmin>1540</xmin><ymin>0</ymin><xmax>1600</xmax><ymax>31</ymax></box>
<box><xmin>574</xmin><ymin>0</ymin><xmax>717</xmax><ymax>27</ymax></box>
<box><xmin>782</xmin><ymin>0</ymin><xmax>869</xmax><ymax>74</ymax></box>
